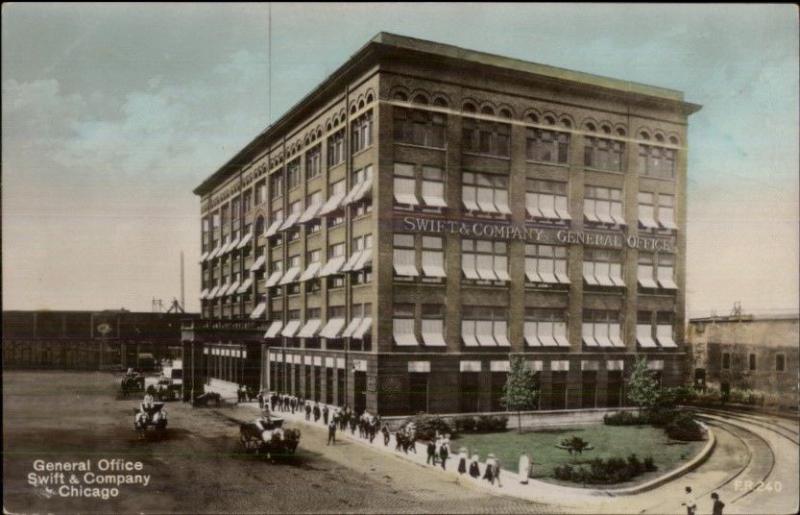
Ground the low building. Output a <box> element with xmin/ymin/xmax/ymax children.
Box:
<box><xmin>687</xmin><ymin>314</ymin><xmax>799</xmax><ymax>410</ymax></box>
<box><xmin>2</xmin><ymin>310</ymin><xmax>198</xmax><ymax>371</ymax></box>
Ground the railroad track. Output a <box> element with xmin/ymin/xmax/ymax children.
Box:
<box><xmin>692</xmin><ymin>407</ymin><xmax>799</xmax><ymax>445</ymax></box>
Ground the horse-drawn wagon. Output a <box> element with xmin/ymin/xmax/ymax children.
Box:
<box><xmin>239</xmin><ymin>416</ymin><xmax>300</xmax><ymax>458</ymax></box>
<box><xmin>134</xmin><ymin>402</ymin><xmax>168</xmax><ymax>438</ymax></box>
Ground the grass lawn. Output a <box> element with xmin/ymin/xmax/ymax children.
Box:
<box><xmin>454</xmin><ymin>424</ymin><xmax>705</xmax><ymax>486</ymax></box>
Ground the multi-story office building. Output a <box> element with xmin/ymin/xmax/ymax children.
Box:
<box><xmin>183</xmin><ymin>33</ymin><xmax>700</xmax><ymax>415</ymax></box>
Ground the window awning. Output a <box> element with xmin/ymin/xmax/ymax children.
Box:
<box><xmin>199</xmin><ymin>251</ymin><xmax>209</xmax><ymax>263</ymax></box>
<box><xmin>319</xmin><ymin>255</ymin><xmax>346</xmax><ymax>277</ymax></box>
<box><xmin>353</xmin><ymin>317</ymin><xmax>372</xmax><ymax>339</ymax></box>
<box><xmin>476</xmin><ymin>199</ymin><xmax>499</xmax><ymax>214</ymax></box>
<box><xmin>298</xmin><ymin>201</ymin><xmax>323</xmax><ymax>223</ymax></box>
<box><xmin>637</xmin><ymin>325</ymin><xmax>658</xmax><ymax>348</ymax></box>
<box><xmin>236</xmin><ymin>231</ymin><xmax>253</xmax><ymax>249</ymax></box>
<box><xmin>264</xmin><ymin>269</ymin><xmax>283</xmax><ymax>287</ymax></box>
<box><xmin>637</xmin><ymin>266</ymin><xmax>658</xmax><ymax>288</ymax></box>
<box><xmin>279</xmin><ymin>211</ymin><xmax>301</xmax><ymax>232</ymax></box>
<box><xmin>462</xmin><ymin>260</ymin><xmax>480</xmax><ymax>280</ymax></box>
<box><xmin>422</xmin><ymin>252</ymin><xmax>446</xmax><ymax>278</ymax></box>
<box><xmin>421</xmin><ymin>319</ymin><xmax>446</xmax><ymax>347</ymax></box>
<box><xmin>250</xmin><ymin>302</ymin><xmax>267</xmax><ymax>319</ymax></box>
<box><xmin>199</xmin><ymin>288</ymin><xmax>209</xmax><ymax>300</ymax></box>
<box><xmin>393</xmin><ymin>319</ymin><xmax>418</xmax><ymax>346</ymax></box>
<box><xmin>554</xmin><ymin>322</ymin><xmax>570</xmax><ymax>347</ymax></box>
<box><xmin>281</xmin><ymin>320</ymin><xmax>302</xmax><ymax>338</ymax></box>
<box><xmin>264</xmin><ymin>320</ymin><xmax>283</xmax><ymax>339</ymax></box>
<box><xmin>595</xmin><ymin>327</ymin><xmax>614</xmax><ymax>347</ymax></box>
<box><xmin>595</xmin><ymin>262</ymin><xmax>614</xmax><ymax>286</ymax></box>
<box><xmin>320</xmin><ymin>317</ymin><xmax>346</xmax><ymax>339</ymax></box>
<box><xmin>462</xmin><ymin>196</ymin><xmax>480</xmax><ymax>212</ymax></box>
<box><xmin>344</xmin><ymin>177</ymin><xmax>373</xmax><ymax>205</ymax></box>
<box><xmin>342</xmin><ymin>250</ymin><xmax>363</xmax><ymax>272</ymax></box>
<box><xmin>494</xmin><ymin>265</ymin><xmax>511</xmax><ymax>282</ymax></box>
<box><xmin>206</xmin><ymin>285</ymin><xmax>220</xmax><ymax>299</ymax></box>
<box><xmin>609</xmin><ymin>325</ymin><xmax>625</xmax><ymax>348</ymax></box>
<box><xmin>555</xmin><ymin>196</ymin><xmax>571</xmax><ymax>220</ymax></box>
<box><xmin>609</xmin><ymin>263</ymin><xmax>625</xmax><ymax>287</ymax></box>
<box><xmin>393</xmin><ymin>262</ymin><xmax>419</xmax><ymax>277</ymax></box>
<box><xmin>298</xmin><ymin>261</ymin><xmax>321</xmax><ymax>281</ymax></box>
<box><xmin>656</xmin><ymin>325</ymin><xmax>677</xmax><ymax>348</ymax></box>
<box><xmin>250</xmin><ymin>255</ymin><xmax>266</xmax><ymax>272</ymax></box>
<box><xmin>207</xmin><ymin>243</ymin><xmax>222</xmax><ymax>260</ymax></box>
<box><xmin>657</xmin><ymin>269</ymin><xmax>678</xmax><ymax>290</ymax></box>
<box><xmin>537</xmin><ymin>321</ymin><xmax>558</xmax><ymax>347</ymax></box>
<box><xmin>610</xmin><ymin>203</ymin><xmax>626</xmax><ymax>226</ymax></box>
<box><xmin>538</xmin><ymin>195</ymin><xmax>558</xmax><ymax>219</ymax></box>
<box><xmin>494</xmin><ymin>195</ymin><xmax>512</xmax><ymax>215</ymax></box>
<box><xmin>278</xmin><ymin>266</ymin><xmax>301</xmax><ymax>285</ymax></box>
<box><xmin>538</xmin><ymin>270</ymin><xmax>558</xmax><ymax>284</ymax></box>
<box><xmin>225</xmin><ymin>235</ymin><xmax>241</xmax><ymax>254</ymax></box>
<box><xmin>342</xmin><ymin>317</ymin><xmax>363</xmax><ymax>338</ymax></box>
<box><xmin>394</xmin><ymin>192</ymin><xmax>419</xmax><ymax>206</ymax></box>
<box><xmin>494</xmin><ymin>322</ymin><xmax>511</xmax><ymax>347</ymax></box>
<box><xmin>639</xmin><ymin>215</ymin><xmax>659</xmax><ymax>230</ymax></box>
<box><xmin>659</xmin><ymin>211</ymin><xmax>677</xmax><ymax>230</ymax></box>
<box><xmin>476</xmin><ymin>257</ymin><xmax>497</xmax><ymax>281</ymax></box>
<box><xmin>583</xmin><ymin>201</ymin><xmax>600</xmax><ymax>223</ymax></box>
<box><xmin>422</xmin><ymin>192</ymin><xmax>447</xmax><ymax>208</ymax></box>
<box><xmin>237</xmin><ymin>276</ymin><xmax>254</xmax><ymax>294</ymax></box>
<box><xmin>582</xmin><ymin>323</ymin><xmax>599</xmax><ymax>347</ymax></box>
<box><xmin>264</xmin><ymin>218</ymin><xmax>283</xmax><ymax>237</ymax></box>
<box><xmin>215</xmin><ymin>282</ymin><xmax>230</xmax><ymax>298</ymax></box>
<box><xmin>476</xmin><ymin>321</ymin><xmax>497</xmax><ymax>347</ymax></box>
<box><xmin>298</xmin><ymin>319</ymin><xmax>322</xmax><ymax>338</ymax></box>
<box><xmin>225</xmin><ymin>279</ymin><xmax>241</xmax><ymax>296</ymax></box>
<box><xmin>583</xmin><ymin>264</ymin><xmax>600</xmax><ymax>285</ymax></box>
<box><xmin>319</xmin><ymin>190</ymin><xmax>346</xmax><ymax>216</ymax></box>
<box><xmin>353</xmin><ymin>248</ymin><xmax>372</xmax><ymax>270</ymax></box>
<box><xmin>462</xmin><ymin>322</ymin><xmax>480</xmax><ymax>347</ymax></box>
<box><xmin>524</xmin><ymin>323</ymin><xmax>540</xmax><ymax>346</ymax></box>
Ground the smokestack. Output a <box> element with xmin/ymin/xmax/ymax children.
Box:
<box><xmin>180</xmin><ymin>250</ymin><xmax>185</xmax><ymax>310</ymax></box>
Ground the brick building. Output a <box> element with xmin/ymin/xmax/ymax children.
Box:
<box><xmin>3</xmin><ymin>310</ymin><xmax>197</xmax><ymax>370</ymax></box>
<box><xmin>688</xmin><ymin>314</ymin><xmax>799</xmax><ymax>410</ymax></box>
<box><xmin>183</xmin><ymin>33</ymin><xmax>700</xmax><ymax>414</ymax></box>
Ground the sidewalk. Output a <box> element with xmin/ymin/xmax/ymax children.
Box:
<box><xmin>231</xmin><ymin>400</ymin><xmax>613</xmax><ymax>510</ymax></box>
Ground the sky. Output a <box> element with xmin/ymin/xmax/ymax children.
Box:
<box><xmin>2</xmin><ymin>3</ymin><xmax>798</xmax><ymax>318</ymax></box>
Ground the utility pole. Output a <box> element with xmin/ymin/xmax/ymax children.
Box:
<box><xmin>180</xmin><ymin>250</ymin><xmax>185</xmax><ymax>311</ymax></box>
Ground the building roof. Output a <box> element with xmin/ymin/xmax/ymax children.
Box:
<box><xmin>689</xmin><ymin>313</ymin><xmax>799</xmax><ymax>324</ymax></box>
<box><xmin>194</xmin><ymin>32</ymin><xmax>702</xmax><ymax>196</ymax></box>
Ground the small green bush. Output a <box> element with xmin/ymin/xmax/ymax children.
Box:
<box><xmin>648</xmin><ymin>408</ymin><xmax>680</xmax><ymax>427</ymax></box>
<box><xmin>665</xmin><ymin>413</ymin><xmax>705</xmax><ymax>441</ymax></box>
<box><xmin>553</xmin><ymin>453</ymin><xmax>658</xmax><ymax>484</ymax></box>
<box><xmin>603</xmin><ymin>411</ymin><xmax>647</xmax><ymax>426</ymax></box>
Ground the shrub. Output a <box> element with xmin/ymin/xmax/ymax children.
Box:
<box><xmin>553</xmin><ymin>454</ymin><xmax>657</xmax><ymax>484</ymax></box>
<box><xmin>665</xmin><ymin>413</ymin><xmax>705</xmax><ymax>441</ymax></box>
<box><xmin>648</xmin><ymin>408</ymin><xmax>680</xmax><ymax>427</ymax></box>
<box><xmin>401</xmin><ymin>414</ymin><xmax>455</xmax><ymax>441</ymax></box>
<box><xmin>603</xmin><ymin>411</ymin><xmax>647</xmax><ymax>426</ymax></box>
<box><xmin>491</xmin><ymin>415</ymin><xmax>509</xmax><ymax>431</ymax></box>
<box><xmin>453</xmin><ymin>415</ymin><xmax>476</xmax><ymax>433</ymax></box>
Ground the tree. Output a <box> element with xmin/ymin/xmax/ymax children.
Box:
<box><xmin>501</xmin><ymin>355</ymin><xmax>540</xmax><ymax>432</ymax></box>
<box><xmin>626</xmin><ymin>356</ymin><xmax>660</xmax><ymax>414</ymax></box>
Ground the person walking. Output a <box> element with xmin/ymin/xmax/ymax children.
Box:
<box><xmin>682</xmin><ymin>486</ymin><xmax>697</xmax><ymax>515</ymax></box>
<box><xmin>426</xmin><ymin>440</ymin><xmax>437</xmax><ymax>465</ymax></box>
<box><xmin>327</xmin><ymin>417</ymin><xmax>337</xmax><ymax>445</ymax></box>
<box><xmin>483</xmin><ymin>454</ymin><xmax>496</xmax><ymax>485</ymax></box>
<box><xmin>382</xmin><ymin>423</ymin><xmax>390</xmax><ymax>446</ymax></box>
<box><xmin>313</xmin><ymin>403</ymin><xmax>321</xmax><ymax>423</ymax></box>
<box><xmin>305</xmin><ymin>402</ymin><xmax>312</xmax><ymax>421</ymax></box>
<box><xmin>711</xmin><ymin>492</ymin><xmax>725</xmax><ymax>515</ymax></box>
<box><xmin>518</xmin><ymin>452</ymin><xmax>531</xmax><ymax>484</ymax></box>
<box><xmin>322</xmin><ymin>405</ymin><xmax>329</xmax><ymax>425</ymax></box>
<box><xmin>439</xmin><ymin>439</ymin><xmax>449</xmax><ymax>470</ymax></box>
<box><xmin>469</xmin><ymin>454</ymin><xmax>481</xmax><ymax>479</ymax></box>
<box><xmin>457</xmin><ymin>447</ymin><xmax>468</xmax><ymax>475</ymax></box>
<box><xmin>494</xmin><ymin>456</ymin><xmax>503</xmax><ymax>488</ymax></box>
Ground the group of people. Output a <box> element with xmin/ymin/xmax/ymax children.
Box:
<box><xmin>683</xmin><ymin>486</ymin><xmax>726</xmax><ymax>515</ymax></box>
<box><xmin>425</xmin><ymin>433</ymin><xmax>451</xmax><ymax>469</ymax></box>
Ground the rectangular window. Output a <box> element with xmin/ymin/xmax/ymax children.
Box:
<box><xmin>638</xmin><ymin>145</ymin><xmax>676</xmax><ymax>179</ymax></box>
<box><xmin>463</xmin><ymin>118</ymin><xmax>510</xmax><ymax>157</ymax></box>
<box><xmin>776</xmin><ymin>354</ymin><xmax>785</xmax><ymax>372</ymax></box>
<box><xmin>393</xmin><ymin>303</ymin><xmax>418</xmax><ymax>346</ymax></box>
<box><xmin>526</xmin><ymin>179</ymin><xmax>570</xmax><ymax>221</ymax></box>
<box><xmin>393</xmin><ymin>163</ymin><xmax>419</xmax><ymax>206</ymax></box>
<box><xmin>462</xmin><ymin>171</ymin><xmax>511</xmax><ymax>215</ymax></box>
<box><xmin>656</xmin><ymin>312</ymin><xmax>677</xmax><ymax>348</ymax></box>
<box><xmin>582</xmin><ymin>310</ymin><xmax>624</xmax><ymax>348</ymax></box>
<box><xmin>656</xmin><ymin>254</ymin><xmax>678</xmax><ymax>290</ymax></box>
<box><xmin>319</xmin><ymin>179</ymin><xmax>347</xmax><ymax>217</ymax></box>
<box><xmin>351</xmin><ymin>110</ymin><xmax>373</xmax><ymax>153</ymax></box>
<box><xmin>394</xmin><ymin>107</ymin><xmax>446</xmax><ymax>148</ymax></box>
<box><xmin>526</xmin><ymin>128</ymin><xmax>570</xmax><ymax>164</ymax></box>
<box><xmin>306</xmin><ymin>145</ymin><xmax>322</xmax><ymax>179</ymax></box>
<box><xmin>637</xmin><ymin>253</ymin><xmax>658</xmax><ymax>289</ymax></box>
<box><xmin>638</xmin><ymin>192</ymin><xmax>659</xmax><ymax>229</ymax></box>
<box><xmin>462</xmin><ymin>239</ymin><xmax>509</xmax><ymax>282</ymax></box>
<box><xmin>256</xmin><ymin>182</ymin><xmax>267</xmax><ymax>205</ymax></box>
<box><xmin>420</xmin><ymin>166</ymin><xmax>447</xmax><ymax>208</ymax></box>
<box><xmin>636</xmin><ymin>311</ymin><xmax>658</xmax><ymax>348</ymax></box>
<box><xmin>525</xmin><ymin>244</ymin><xmax>569</xmax><ymax>284</ymax></box>
<box><xmin>657</xmin><ymin>194</ymin><xmax>677</xmax><ymax>230</ymax></box>
<box><xmin>270</xmin><ymin>173</ymin><xmax>283</xmax><ymax>199</ymax></box>
<box><xmin>584</xmin><ymin>186</ymin><xmax>624</xmax><ymax>225</ymax></box>
<box><xmin>524</xmin><ymin>308</ymin><xmax>569</xmax><ymax>347</ymax></box>
<box><xmin>749</xmin><ymin>353</ymin><xmax>756</xmax><ymax>371</ymax></box>
<box><xmin>327</xmin><ymin>129</ymin><xmax>345</xmax><ymax>167</ymax></box>
<box><xmin>585</xmin><ymin>137</ymin><xmax>624</xmax><ymax>172</ymax></box>
<box><xmin>583</xmin><ymin>249</ymin><xmax>624</xmax><ymax>287</ymax></box>
<box><xmin>421</xmin><ymin>236</ymin><xmax>446</xmax><ymax>278</ymax></box>
<box><xmin>461</xmin><ymin>306</ymin><xmax>510</xmax><ymax>348</ymax></box>
<box><xmin>393</xmin><ymin>233</ymin><xmax>418</xmax><ymax>277</ymax></box>
<box><xmin>421</xmin><ymin>304</ymin><xmax>446</xmax><ymax>347</ymax></box>
<box><xmin>342</xmin><ymin>165</ymin><xmax>373</xmax><ymax>206</ymax></box>
<box><xmin>722</xmin><ymin>352</ymin><xmax>731</xmax><ymax>370</ymax></box>
<box><xmin>287</xmin><ymin>159</ymin><xmax>301</xmax><ymax>190</ymax></box>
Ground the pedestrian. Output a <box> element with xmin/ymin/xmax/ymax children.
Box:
<box><xmin>257</xmin><ymin>390</ymin><xmax>264</xmax><ymax>410</ymax></box>
<box><xmin>382</xmin><ymin>423</ymin><xmax>390</xmax><ymax>446</ymax></box>
<box><xmin>290</xmin><ymin>396</ymin><xmax>296</xmax><ymax>414</ymax></box>
<box><xmin>518</xmin><ymin>452</ymin><xmax>531</xmax><ymax>484</ymax></box>
<box><xmin>313</xmin><ymin>403</ymin><xmax>321</xmax><ymax>422</ymax></box>
<box><xmin>305</xmin><ymin>402</ymin><xmax>312</xmax><ymax>421</ymax></box>
<box><xmin>327</xmin><ymin>417</ymin><xmax>337</xmax><ymax>445</ymax></box>
<box><xmin>483</xmin><ymin>454</ymin><xmax>496</xmax><ymax>485</ymax></box>
<box><xmin>439</xmin><ymin>439</ymin><xmax>449</xmax><ymax>470</ymax></box>
<box><xmin>349</xmin><ymin>416</ymin><xmax>357</xmax><ymax>435</ymax></box>
<box><xmin>323</xmin><ymin>405</ymin><xmax>329</xmax><ymax>425</ymax></box>
<box><xmin>236</xmin><ymin>384</ymin><xmax>244</xmax><ymax>403</ymax></box>
<box><xmin>426</xmin><ymin>440</ymin><xmax>437</xmax><ymax>465</ymax></box>
<box><xmin>682</xmin><ymin>486</ymin><xmax>697</xmax><ymax>515</ymax></box>
<box><xmin>711</xmin><ymin>492</ymin><xmax>725</xmax><ymax>515</ymax></box>
<box><xmin>457</xmin><ymin>447</ymin><xmax>468</xmax><ymax>475</ymax></box>
<box><xmin>469</xmin><ymin>454</ymin><xmax>481</xmax><ymax>479</ymax></box>
<box><xmin>494</xmin><ymin>456</ymin><xmax>503</xmax><ymax>488</ymax></box>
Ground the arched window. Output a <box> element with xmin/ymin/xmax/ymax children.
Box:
<box><xmin>463</xmin><ymin>102</ymin><xmax>477</xmax><ymax>113</ymax></box>
<box><xmin>544</xmin><ymin>115</ymin><xmax>556</xmax><ymax>125</ymax></box>
<box><xmin>413</xmin><ymin>94</ymin><xmax>429</xmax><ymax>105</ymax></box>
<box><xmin>585</xmin><ymin>122</ymin><xmax>596</xmax><ymax>132</ymax></box>
<box><xmin>655</xmin><ymin>133</ymin><xmax>665</xmax><ymax>143</ymax></box>
<box><xmin>616</xmin><ymin>127</ymin><xmax>626</xmax><ymax>137</ymax></box>
<box><xmin>561</xmin><ymin>118</ymin><xmax>572</xmax><ymax>128</ymax></box>
<box><xmin>639</xmin><ymin>131</ymin><xmax>650</xmax><ymax>140</ymax></box>
<box><xmin>669</xmin><ymin>136</ymin><xmax>679</xmax><ymax>145</ymax></box>
<box><xmin>499</xmin><ymin>108</ymin><xmax>513</xmax><ymax>119</ymax></box>
<box><xmin>366</xmin><ymin>93</ymin><xmax>374</xmax><ymax>103</ymax></box>
<box><xmin>601</xmin><ymin>124</ymin><xmax>612</xmax><ymax>135</ymax></box>
<box><xmin>358</xmin><ymin>99</ymin><xmax>365</xmax><ymax>109</ymax></box>
<box><xmin>255</xmin><ymin>216</ymin><xmax>265</xmax><ymax>235</ymax></box>
<box><xmin>393</xmin><ymin>91</ymin><xmax>408</xmax><ymax>101</ymax></box>
<box><xmin>481</xmin><ymin>105</ymin><xmax>495</xmax><ymax>116</ymax></box>
<box><xmin>526</xmin><ymin>113</ymin><xmax>539</xmax><ymax>124</ymax></box>
<box><xmin>433</xmin><ymin>97</ymin><xmax>448</xmax><ymax>108</ymax></box>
